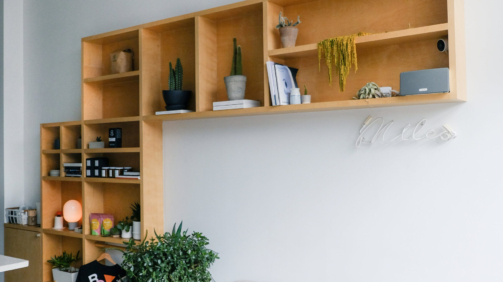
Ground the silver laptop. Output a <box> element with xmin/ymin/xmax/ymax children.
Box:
<box><xmin>400</xmin><ymin>68</ymin><xmax>450</xmax><ymax>95</ymax></box>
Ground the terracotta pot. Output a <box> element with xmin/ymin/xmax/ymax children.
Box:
<box><xmin>279</xmin><ymin>26</ymin><xmax>299</xmax><ymax>48</ymax></box>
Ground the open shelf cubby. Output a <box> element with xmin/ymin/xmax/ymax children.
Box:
<box><xmin>41</xmin><ymin>180</ymin><xmax>82</xmax><ymax>230</ymax></box>
<box><xmin>41</xmin><ymin>125</ymin><xmax>60</xmax><ymax>150</ymax></box>
<box><xmin>41</xmin><ymin>154</ymin><xmax>60</xmax><ymax>177</ymax></box>
<box><xmin>83</xmin><ymin>152</ymin><xmax>140</xmax><ymax>178</ymax></box>
<box><xmin>83</xmin><ymin>120</ymin><xmax>140</xmax><ymax>149</ymax></box>
<box><xmin>42</xmin><ymin>235</ymin><xmax>83</xmax><ymax>282</ymax></box>
<box><xmin>61</xmin><ymin>124</ymin><xmax>82</xmax><ymax>150</ymax></box>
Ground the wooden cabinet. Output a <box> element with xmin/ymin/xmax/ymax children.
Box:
<box><xmin>4</xmin><ymin>226</ymin><xmax>43</xmax><ymax>282</ymax></box>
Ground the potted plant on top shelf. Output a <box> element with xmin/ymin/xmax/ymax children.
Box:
<box><xmin>224</xmin><ymin>38</ymin><xmax>247</xmax><ymax>101</ymax></box>
<box><xmin>121</xmin><ymin>222</ymin><xmax>219</xmax><ymax>281</ymax></box>
<box><xmin>130</xmin><ymin>202</ymin><xmax>141</xmax><ymax>240</ymax></box>
<box><xmin>162</xmin><ymin>58</ymin><xmax>191</xmax><ymax>111</ymax></box>
<box><xmin>47</xmin><ymin>251</ymin><xmax>81</xmax><ymax>282</ymax></box>
<box><xmin>276</xmin><ymin>12</ymin><xmax>301</xmax><ymax>48</ymax></box>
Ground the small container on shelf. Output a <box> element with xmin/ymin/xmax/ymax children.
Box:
<box><xmin>108</xmin><ymin>167</ymin><xmax>116</xmax><ymax>178</ymax></box>
<box><xmin>101</xmin><ymin>167</ymin><xmax>109</xmax><ymax>178</ymax></box>
<box><xmin>114</xmin><ymin>167</ymin><xmax>124</xmax><ymax>178</ymax></box>
<box><xmin>123</xmin><ymin>167</ymin><xmax>132</xmax><ymax>173</ymax></box>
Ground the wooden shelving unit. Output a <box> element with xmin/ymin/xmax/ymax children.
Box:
<box><xmin>38</xmin><ymin>0</ymin><xmax>465</xmax><ymax>281</ymax></box>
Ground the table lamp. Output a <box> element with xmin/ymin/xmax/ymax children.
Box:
<box><xmin>63</xmin><ymin>200</ymin><xmax>82</xmax><ymax>231</ymax></box>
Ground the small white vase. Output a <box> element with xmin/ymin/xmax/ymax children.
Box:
<box><xmin>133</xmin><ymin>221</ymin><xmax>141</xmax><ymax>240</ymax></box>
<box><xmin>54</xmin><ymin>216</ymin><xmax>63</xmax><ymax>230</ymax></box>
<box><xmin>290</xmin><ymin>88</ymin><xmax>301</xmax><ymax>105</ymax></box>
<box><xmin>52</xmin><ymin>268</ymin><xmax>78</xmax><ymax>282</ymax></box>
<box><xmin>122</xmin><ymin>228</ymin><xmax>132</xmax><ymax>239</ymax></box>
<box><xmin>302</xmin><ymin>95</ymin><xmax>311</xmax><ymax>104</ymax></box>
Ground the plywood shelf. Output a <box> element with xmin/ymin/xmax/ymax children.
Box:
<box><xmin>43</xmin><ymin>228</ymin><xmax>84</xmax><ymax>239</ymax></box>
<box><xmin>84</xmin><ymin>178</ymin><xmax>140</xmax><ymax>184</ymax></box>
<box><xmin>84</xmin><ymin>234</ymin><xmax>136</xmax><ymax>245</ymax></box>
<box><xmin>84</xmin><ymin>116</ymin><xmax>141</xmax><ymax>125</ymax></box>
<box><xmin>84</xmin><ymin>148</ymin><xmax>140</xmax><ymax>154</ymax></box>
<box><xmin>83</xmin><ymin>70</ymin><xmax>140</xmax><ymax>83</ymax></box>
<box><xmin>4</xmin><ymin>224</ymin><xmax>42</xmax><ymax>232</ymax></box>
<box><xmin>42</xmin><ymin>176</ymin><xmax>82</xmax><ymax>182</ymax></box>
<box><xmin>268</xmin><ymin>24</ymin><xmax>449</xmax><ymax>59</ymax></box>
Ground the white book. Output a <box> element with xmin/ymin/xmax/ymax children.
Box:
<box><xmin>213</xmin><ymin>100</ymin><xmax>260</xmax><ymax>107</ymax></box>
<box><xmin>156</xmin><ymin>110</ymin><xmax>193</xmax><ymax>115</ymax></box>
<box><xmin>214</xmin><ymin>104</ymin><xmax>260</xmax><ymax>111</ymax></box>
<box><xmin>266</xmin><ymin>61</ymin><xmax>279</xmax><ymax>106</ymax></box>
<box><xmin>116</xmin><ymin>176</ymin><xmax>141</xmax><ymax>180</ymax></box>
<box><xmin>63</xmin><ymin>163</ymin><xmax>82</xmax><ymax>167</ymax></box>
<box><xmin>275</xmin><ymin>65</ymin><xmax>296</xmax><ymax>106</ymax></box>
<box><xmin>123</xmin><ymin>172</ymin><xmax>140</xmax><ymax>176</ymax></box>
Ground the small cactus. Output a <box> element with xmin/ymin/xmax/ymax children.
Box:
<box><xmin>168</xmin><ymin>58</ymin><xmax>184</xmax><ymax>91</ymax></box>
<box><xmin>276</xmin><ymin>12</ymin><xmax>301</xmax><ymax>29</ymax></box>
<box><xmin>96</xmin><ymin>136</ymin><xmax>102</xmax><ymax>142</ymax></box>
<box><xmin>303</xmin><ymin>85</ymin><xmax>308</xmax><ymax>95</ymax></box>
<box><xmin>230</xmin><ymin>38</ymin><xmax>243</xmax><ymax>76</ymax></box>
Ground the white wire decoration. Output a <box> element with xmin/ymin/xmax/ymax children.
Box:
<box><xmin>356</xmin><ymin>116</ymin><xmax>457</xmax><ymax>148</ymax></box>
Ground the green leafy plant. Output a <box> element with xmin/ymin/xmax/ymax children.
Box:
<box><xmin>111</xmin><ymin>226</ymin><xmax>121</xmax><ymax>236</ymax></box>
<box><xmin>130</xmin><ymin>202</ymin><xmax>140</xmax><ymax>222</ymax></box>
<box><xmin>96</xmin><ymin>136</ymin><xmax>102</xmax><ymax>142</ymax></box>
<box><xmin>121</xmin><ymin>222</ymin><xmax>219</xmax><ymax>282</ymax></box>
<box><xmin>230</xmin><ymin>38</ymin><xmax>243</xmax><ymax>76</ymax></box>
<box><xmin>117</xmin><ymin>216</ymin><xmax>132</xmax><ymax>233</ymax></box>
<box><xmin>303</xmin><ymin>84</ymin><xmax>308</xmax><ymax>95</ymax></box>
<box><xmin>354</xmin><ymin>82</ymin><xmax>384</xmax><ymax>99</ymax></box>
<box><xmin>169</xmin><ymin>58</ymin><xmax>184</xmax><ymax>91</ymax></box>
<box><xmin>47</xmin><ymin>251</ymin><xmax>81</xmax><ymax>273</ymax></box>
<box><xmin>276</xmin><ymin>12</ymin><xmax>301</xmax><ymax>28</ymax></box>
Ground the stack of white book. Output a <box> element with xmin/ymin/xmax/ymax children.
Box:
<box><xmin>116</xmin><ymin>171</ymin><xmax>140</xmax><ymax>180</ymax></box>
<box><xmin>155</xmin><ymin>110</ymin><xmax>193</xmax><ymax>115</ymax></box>
<box><xmin>266</xmin><ymin>61</ymin><xmax>298</xmax><ymax>106</ymax></box>
<box><xmin>213</xmin><ymin>100</ymin><xmax>260</xmax><ymax>111</ymax></box>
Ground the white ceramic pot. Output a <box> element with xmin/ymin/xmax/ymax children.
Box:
<box><xmin>302</xmin><ymin>95</ymin><xmax>311</xmax><ymax>104</ymax></box>
<box><xmin>122</xmin><ymin>228</ymin><xmax>132</xmax><ymax>239</ymax></box>
<box><xmin>88</xmin><ymin>141</ymin><xmax>105</xmax><ymax>149</ymax></box>
<box><xmin>133</xmin><ymin>221</ymin><xmax>141</xmax><ymax>240</ymax></box>
<box><xmin>52</xmin><ymin>268</ymin><xmax>78</xmax><ymax>282</ymax></box>
<box><xmin>224</xmin><ymin>75</ymin><xmax>247</xmax><ymax>100</ymax></box>
<box><xmin>290</xmin><ymin>88</ymin><xmax>301</xmax><ymax>105</ymax></box>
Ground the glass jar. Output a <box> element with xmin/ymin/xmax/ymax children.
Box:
<box><xmin>101</xmin><ymin>167</ymin><xmax>109</xmax><ymax>178</ymax></box>
<box><xmin>108</xmin><ymin>167</ymin><xmax>116</xmax><ymax>178</ymax></box>
<box><xmin>114</xmin><ymin>167</ymin><xmax>124</xmax><ymax>178</ymax></box>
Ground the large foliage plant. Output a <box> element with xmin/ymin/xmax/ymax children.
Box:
<box><xmin>121</xmin><ymin>222</ymin><xmax>219</xmax><ymax>282</ymax></box>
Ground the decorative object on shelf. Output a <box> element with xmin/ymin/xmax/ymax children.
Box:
<box><xmin>224</xmin><ymin>38</ymin><xmax>247</xmax><ymax>101</ymax></box>
<box><xmin>131</xmin><ymin>202</ymin><xmax>141</xmax><ymax>240</ymax></box>
<box><xmin>437</xmin><ymin>38</ymin><xmax>448</xmax><ymax>53</ymax></box>
<box><xmin>5</xmin><ymin>207</ymin><xmax>29</xmax><ymax>225</ymax></box>
<box><xmin>74</xmin><ymin>227</ymin><xmax>82</xmax><ymax>234</ymax></box>
<box><xmin>47</xmin><ymin>251</ymin><xmax>80</xmax><ymax>282</ymax></box>
<box><xmin>354</xmin><ymin>82</ymin><xmax>385</xmax><ymax>99</ymax></box>
<box><xmin>290</xmin><ymin>88</ymin><xmax>301</xmax><ymax>105</ymax></box>
<box><xmin>54</xmin><ymin>138</ymin><xmax>60</xmax><ymax>150</ymax></box>
<box><xmin>122</xmin><ymin>222</ymin><xmax>219</xmax><ymax>282</ymax></box>
<box><xmin>302</xmin><ymin>85</ymin><xmax>311</xmax><ymax>104</ymax></box>
<box><xmin>109</xmin><ymin>128</ymin><xmax>122</xmax><ymax>148</ymax></box>
<box><xmin>318</xmin><ymin>32</ymin><xmax>371</xmax><ymax>92</ymax></box>
<box><xmin>63</xmin><ymin>200</ymin><xmax>82</xmax><ymax>231</ymax></box>
<box><xmin>117</xmin><ymin>217</ymin><xmax>132</xmax><ymax>239</ymax></box>
<box><xmin>276</xmin><ymin>12</ymin><xmax>301</xmax><ymax>48</ymax></box>
<box><xmin>110</xmin><ymin>226</ymin><xmax>120</xmax><ymax>238</ymax></box>
<box><xmin>54</xmin><ymin>211</ymin><xmax>63</xmax><ymax>230</ymax></box>
<box><xmin>89</xmin><ymin>136</ymin><xmax>105</xmax><ymax>149</ymax></box>
<box><xmin>266</xmin><ymin>61</ymin><xmax>299</xmax><ymax>106</ymax></box>
<box><xmin>110</xmin><ymin>49</ymin><xmax>134</xmax><ymax>74</ymax></box>
<box><xmin>76</xmin><ymin>137</ymin><xmax>82</xmax><ymax>149</ymax></box>
<box><xmin>163</xmin><ymin>58</ymin><xmax>191</xmax><ymax>111</ymax></box>
<box><xmin>90</xmin><ymin>213</ymin><xmax>102</xmax><ymax>236</ymax></box>
<box><xmin>27</xmin><ymin>209</ymin><xmax>37</xmax><ymax>226</ymax></box>
<box><xmin>50</xmin><ymin>170</ymin><xmax>60</xmax><ymax>177</ymax></box>
<box><xmin>64</xmin><ymin>163</ymin><xmax>82</xmax><ymax>178</ymax></box>
<box><xmin>355</xmin><ymin>116</ymin><xmax>458</xmax><ymax>148</ymax></box>
<box><xmin>86</xmin><ymin>157</ymin><xmax>108</xmax><ymax>178</ymax></box>
<box><xmin>400</xmin><ymin>68</ymin><xmax>450</xmax><ymax>96</ymax></box>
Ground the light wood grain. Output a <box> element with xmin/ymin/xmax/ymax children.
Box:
<box><xmin>83</xmin><ymin>121</ymin><xmax>140</xmax><ymax>149</ymax></box>
<box><xmin>140</xmin><ymin>28</ymin><xmax>162</xmax><ymax>116</ymax></box>
<box><xmin>5</xmin><ymin>228</ymin><xmax>42</xmax><ymax>282</ymax></box>
<box><xmin>196</xmin><ymin>16</ymin><xmax>218</xmax><ymax>112</ymax></box>
<box><xmin>4</xmin><ymin>224</ymin><xmax>42</xmax><ymax>232</ymax></box>
<box><xmin>83</xmin><ymin>70</ymin><xmax>140</xmax><ymax>83</ymax></box>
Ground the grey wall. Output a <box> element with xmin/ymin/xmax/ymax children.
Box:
<box><xmin>0</xmin><ymin>0</ymin><xmax>3</xmax><ymax>280</ymax></box>
<box><xmin>19</xmin><ymin>0</ymin><xmax>503</xmax><ymax>281</ymax></box>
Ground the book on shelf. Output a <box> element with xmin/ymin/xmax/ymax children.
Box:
<box><xmin>63</xmin><ymin>163</ymin><xmax>82</xmax><ymax>167</ymax></box>
<box><xmin>213</xmin><ymin>100</ymin><xmax>260</xmax><ymax>111</ymax></box>
<box><xmin>116</xmin><ymin>175</ymin><xmax>141</xmax><ymax>180</ymax></box>
<box><xmin>156</xmin><ymin>109</ymin><xmax>194</xmax><ymax>115</ymax></box>
<box><xmin>65</xmin><ymin>174</ymin><xmax>82</xmax><ymax>178</ymax></box>
<box><xmin>266</xmin><ymin>61</ymin><xmax>298</xmax><ymax>106</ymax></box>
<box><xmin>123</xmin><ymin>172</ymin><xmax>140</xmax><ymax>176</ymax></box>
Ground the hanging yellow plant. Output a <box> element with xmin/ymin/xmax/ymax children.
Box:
<box><xmin>318</xmin><ymin>32</ymin><xmax>372</xmax><ymax>92</ymax></box>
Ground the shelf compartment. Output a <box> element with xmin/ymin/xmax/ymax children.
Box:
<box><xmin>143</xmin><ymin>92</ymin><xmax>456</xmax><ymax>122</ymax></box>
<box><xmin>83</xmin><ymin>182</ymin><xmax>140</xmax><ymax>237</ymax></box>
<box><xmin>43</xmin><ymin>228</ymin><xmax>84</xmax><ymax>239</ymax></box>
<box><xmin>62</xmin><ymin>124</ymin><xmax>82</xmax><ymax>150</ymax></box>
<box><xmin>197</xmin><ymin>2</ymin><xmax>265</xmax><ymax>111</ymax></box>
<box><xmin>41</xmin><ymin>180</ymin><xmax>82</xmax><ymax>230</ymax></box>
<box><xmin>85</xmin><ymin>178</ymin><xmax>140</xmax><ymax>184</ymax></box>
<box><xmin>42</xmin><ymin>234</ymin><xmax>82</xmax><ymax>282</ymax></box>
<box><xmin>83</xmin><ymin>152</ymin><xmax>140</xmax><ymax>179</ymax></box>
<box><xmin>41</xmin><ymin>154</ymin><xmax>60</xmax><ymax>177</ymax></box>
<box><xmin>141</xmin><ymin>18</ymin><xmax>196</xmax><ymax>116</ymax></box>
<box><xmin>42</xmin><ymin>176</ymin><xmax>82</xmax><ymax>182</ymax></box>
<box><xmin>82</xmin><ymin>30</ymin><xmax>139</xmax><ymax>79</ymax></box>
<box><xmin>268</xmin><ymin>24</ymin><xmax>449</xmax><ymax>59</ymax></box>
<box><xmin>83</xmin><ymin>70</ymin><xmax>140</xmax><ymax>83</ymax></box>
<box><xmin>266</xmin><ymin>0</ymin><xmax>448</xmax><ymax>50</ymax></box>
<box><xmin>83</xmin><ymin>75</ymin><xmax>140</xmax><ymax>120</ymax></box>
<box><xmin>41</xmin><ymin>125</ymin><xmax>60</xmax><ymax>150</ymax></box>
<box><xmin>83</xmin><ymin>120</ymin><xmax>140</xmax><ymax>149</ymax></box>
<box><xmin>62</xmin><ymin>153</ymin><xmax>83</xmax><ymax>177</ymax></box>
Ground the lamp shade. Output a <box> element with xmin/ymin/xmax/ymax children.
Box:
<box><xmin>63</xmin><ymin>200</ymin><xmax>82</xmax><ymax>223</ymax></box>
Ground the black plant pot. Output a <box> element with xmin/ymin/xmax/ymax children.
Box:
<box><xmin>162</xmin><ymin>90</ymin><xmax>191</xmax><ymax>111</ymax></box>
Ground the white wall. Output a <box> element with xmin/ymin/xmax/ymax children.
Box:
<box><xmin>21</xmin><ymin>0</ymin><xmax>503</xmax><ymax>281</ymax></box>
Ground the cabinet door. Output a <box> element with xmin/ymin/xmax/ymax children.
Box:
<box><xmin>4</xmin><ymin>228</ymin><xmax>42</xmax><ymax>282</ymax></box>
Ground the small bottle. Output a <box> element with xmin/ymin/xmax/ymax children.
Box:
<box><xmin>108</xmin><ymin>167</ymin><xmax>116</xmax><ymax>178</ymax></box>
<box><xmin>114</xmin><ymin>167</ymin><xmax>124</xmax><ymax>178</ymax></box>
<box><xmin>101</xmin><ymin>167</ymin><xmax>109</xmax><ymax>178</ymax></box>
